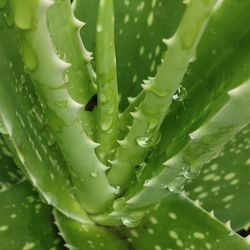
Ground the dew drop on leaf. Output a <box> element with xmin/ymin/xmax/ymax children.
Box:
<box><xmin>168</xmin><ymin>177</ymin><xmax>186</xmax><ymax>193</ymax></box>
<box><xmin>136</xmin><ymin>136</ymin><xmax>152</xmax><ymax>148</ymax></box>
<box><xmin>173</xmin><ymin>86</ymin><xmax>187</xmax><ymax>102</ymax></box>
<box><xmin>135</xmin><ymin>162</ymin><xmax>147</xmax><ymax>174</ymax></box>
<box><xmin>184</xmin><ymin>167</ymin><xmax>201</xmax><ymax>180</ymax></box>
<box><xmin>122</xmin><ymin>215</ymin><xmax>141</xmax><ymax>228</ymax></box>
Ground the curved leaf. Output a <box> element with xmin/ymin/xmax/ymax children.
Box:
<box><xmin>0</xmin><ymin>1</ymin><xmax>89</xmax><ymax>222</ymax></box>
<box><xmin>55</xmin><ymin>194</ymin><xmax>250</xmax><ymax>250</ymax></box>
<box><xmin>186</xmin><ymin>124</ymin><xmax>250</xmax><ymax>230</ymax></box>
<box><xmin>0</xmin><ymin>181</ymin><xmax>65</xmax><ymax>250</ymax></box>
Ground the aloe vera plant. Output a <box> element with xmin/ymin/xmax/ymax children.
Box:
<box><xmin>0</xmin><ymin>0</ymin><xmax>250</xmax><ymax>249</ymax></box>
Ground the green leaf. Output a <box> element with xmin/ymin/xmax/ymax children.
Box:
<box><xmin>152</xmin><ymin>0</ymin><xmax>250</xmax><ymax>161</ymax></box>
<box><xmin>95</xmin><ymin>0</ymin><xmax>119</xmax><ymax>163</ymax></box>
<box><xmin>0</xmin><ymin>181</ymin><xmax>65</xmax><ymax>250</ymax></box>
<box><xmin>12</xmin><ymin>0</ymin><xmax>115</xmax><ymax>214</ymax></box>
<box><xmin>0</xmin><ymin>1</ymin><xmax>90</xmax><ymax>222</ymax></box>
<box><xmin>122</xmin><ymin>194</ymin><xmax>250</xmax><ymax>250</ymax></box>
<box><xmin>186</xmin><ymin>124</ymin><xmax>250</xmax><ymax>230</ymax></box>
<box><xmin>54</xmin><ymin>194</ymin><xmax>250</xmax><ymax>250</ymax></box>
<box><xmin>74</xmin><ymin>0</ymin><xmax>185</xmax><ymax>108</ymax></box>
<box><xmin>122</xmin><ymin>0</ymin><xmax>250</xmax><ymax>210</ymax></box>
<box><xmin>107</xmin><ymin>0</ymin><xmax>217</xmax><ymax>189</ymax></box>
<box><xmin>54</xmin><ymin>211</ymin><xmax>128</xmax><ymax>250</ymax></box>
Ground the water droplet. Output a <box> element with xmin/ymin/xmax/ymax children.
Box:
<box><xmin>183</xmin><ymin>167</ymin><xmax>201</xmax><ymax>180</ymax></box>
<box><xmin>135</xmin><ymin>162</ymin><xmax>147</xmax><ymax>174</ymax></box>
<box><xmin>122</xmin><ymin>214</ymin><xmax>142</xmax><ymax>228</ymax></box>
<box><xmin>168</xmin><ymin>177</ymin><xmax>185</xmax><ymax>193</ymax></box>
<box><xmin>136</xmin><ymin>136</ymin><xmax>153</xmax><ymax>148</ymax></box>
<box><xmin>90</xmin><ymin>170</ymin><xmax>98</xmax><ymax>178</ymax></box>
<box><xmin>113</xmin><ymin>197</ymin><xmax>126</xmax><ymax>211</ymax></box>
<box><xmin>173</xmin><ymin>86</ymin><xmax>187</xmax><ymax>102</ymax></box>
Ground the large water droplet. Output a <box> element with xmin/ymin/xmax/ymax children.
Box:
<box><xmin>173</xmin><ymin>86</ymin><xmax>187</xmax><ymax>102</ymax></box>
<box><xmin>168</xmin><ymin>177</ymin><xmax>185</xmax><ymax>193</ymax></box>
<box><xmin>136</xmin><ymin>136</ymin><xmax>153</xmax><ymax>148</ymax></box>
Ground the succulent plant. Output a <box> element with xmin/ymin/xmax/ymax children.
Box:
<box><xmin>0</xmin><ymin>0</ymin><xmax>250</xmax><ymax>249</ymax></box>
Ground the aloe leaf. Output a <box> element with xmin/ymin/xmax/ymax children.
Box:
<box><xmin>107</xmin><ymin>0</ymin><xmax>217</xmax><ymax>189</ymax></box>
<box><xmin>55</xmin><ymin>194</ymin><xmax>250</xmax><ymax>250</ymax></box>
<box><xmin>122</xmin><ymin>79</ymin><xmax>250</xmax><ymax>211</ymax></box>
<box><xmin>11</xmin><ymin>0</ymin><xmax>115</xmax><ymax>214</ymax></box>
<box><xmin>0</xmin><ymin>181</ymin><xmax>66</xmax><ymax>250</ymax></box>
<box><xmin>152</xmin><ymin>0</ymin><xmax>250</xmax><ymax>162</ymax></box>
<box><xmin>74</xmin><ymin>0</ymin><xmax>185</xmax><ymax>109</ymax></box>
<box><xmin>0</xmin><ymin>1</ymin><xmax>89</xmax><ymax>222</ymax></box>
<box><xmin>125</xmin><ymin>0</ymin><xmax>250</xmax><ymax>204</ymax></box>
<box><xmin>47</xmin><ymin>0</ymin><xmax>97</xmax><ymax>138</ymax></box>
<box><xmin>122</xmin><ymin>194</ymin><xmax>250</xmax><ymax>250</ymax></box>
<box><xmin>186</xmin><ymin>124</ymin><xmax>250</xmax><ymax>230</ymax></box>
<box><xmin>92</xmin><ymin>78</ymin><xmax>250</xmax><ymax>225</ymax></box>
<box><xmin>95</xmin><ymin>0</ymin><xmax>119</xmax><ymax>163</ymax></box>
<box><xmin>54</xmin><ymin>210</ymin><xmax>128</xmax><ymax>250</ymax></box>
